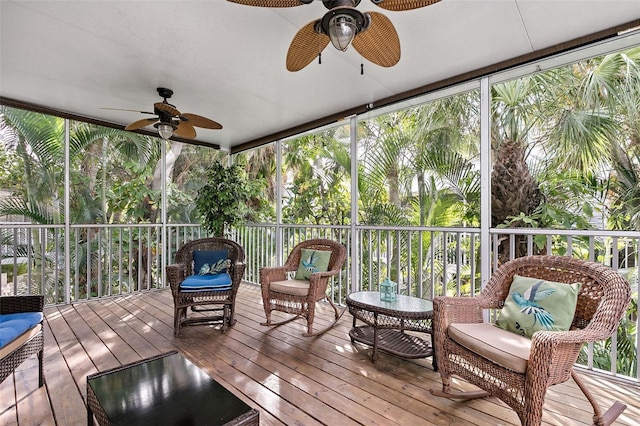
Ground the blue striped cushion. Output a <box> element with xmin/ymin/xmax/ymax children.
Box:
<box><xmin>180</xmin><ymin>273</ymin><xmax>233</xmax><ymax>292</ymax></box>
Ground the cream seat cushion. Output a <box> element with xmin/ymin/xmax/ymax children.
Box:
<box><xmin>448</xmin><ymin>322</ymin><xmax>531</xmax><ymax>373</ymax></box>
<box><xmin>269</xmin><ymin>279</ymin><xmax>310</xmax><ymax>296</ymax></box>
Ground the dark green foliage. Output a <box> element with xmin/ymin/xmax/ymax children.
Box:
<box><xmin>196</xmin><ymin>162</ymin><xmax>252</xmax><ymax>236</ymax></box>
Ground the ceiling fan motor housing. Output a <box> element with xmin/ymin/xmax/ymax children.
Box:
<box><xmin>157</xmin><ymin>87</ymin><xmax>174</xmax><ymax>99</ymax></box>
<box><xmin>322</xmin><ymin>0</ymin><xmax>361</xmax><ymax>8</ymax></box>
<box><xmin>317</xmin><ymin>6</ymin><xmax>369</xmax><ymax>36</ymax></box>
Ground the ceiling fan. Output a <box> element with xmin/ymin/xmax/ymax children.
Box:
<box><xmin>107</xmin><ymin>87</ymin><xmax>222</xmax><ymax>140</ymax></box>
<box><xmin>227</xmin><ymin>0</ymin><xmax>441</xmax><ymax>72</ymax></box>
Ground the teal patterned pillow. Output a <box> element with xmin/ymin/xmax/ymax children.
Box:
<box><xmin>294</xmin><ymin>249</ymin><xmax>331</xmax><ymax>280</ymax></box>
<box><xmin>193</xmin><ymin>250</ymin><xmax>229</xmax><ymax>276</ymax></box>
<box><xmin>495</xmin><ymin>275</ymin><xmax>582</xmax><ymax>338</ymax></box>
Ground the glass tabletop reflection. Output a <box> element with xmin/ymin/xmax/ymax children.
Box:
<box><xmin>347</xmin><ymin>291</ymin><xmax>433</xmax><ymax>313</ymax></box>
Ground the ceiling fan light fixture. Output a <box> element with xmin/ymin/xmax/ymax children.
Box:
<box><xmin>157</xmin><ymin>123</ymin><xmax>174</xmax><ymax>140</ymax></box>
<box><xmin>328</xmin><ymin>15</ymin><xmax>356</xmax><ymax>51</ymax></box>
<box><xmin>319</xmin><ymin>7</ymin><xmax>368</xmax><ymax>53</ymax></box>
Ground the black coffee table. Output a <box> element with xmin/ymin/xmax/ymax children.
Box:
<box><xmin>86</xmin><ymin>351</ymin><xmax>259</xmax><ymax>426</ymax></box>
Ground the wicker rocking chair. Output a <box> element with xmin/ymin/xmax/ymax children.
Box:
<box><xmin>260</xmin><ymin>239</ymin><xmax>347</xmax><ymax>337</ymax></box>
<box><xmin>430</xmin><ymin>255</ymin><xmax>631</xmax><ymax>426</ymax></box>
<box><xmin>166</xmin><ymin>238</ymin><xmax>245</xmax><ymax>337</ymax></box>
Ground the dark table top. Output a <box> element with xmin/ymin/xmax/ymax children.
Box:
<box><xmin>87</xmin><ymin>351</ymin><xmax>254</xmax><ymax>426</ymax></box>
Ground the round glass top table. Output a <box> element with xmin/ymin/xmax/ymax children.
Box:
<box><xmin>346</xmin><ymin>291</ymin><xmax>436</xmax><ymax>368</ymax></box>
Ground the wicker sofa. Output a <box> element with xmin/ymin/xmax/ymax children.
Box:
<box><xmin>1</xmin><ymin>295</ymin><xmax>44</xmax><ymax>387</ymax></box>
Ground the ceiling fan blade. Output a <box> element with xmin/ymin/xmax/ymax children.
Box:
<box><xmin>286</xmin><ymin>21</ymin><xmax>330</xmax><ymax>72</ymax></box>
<box><xmin>101</xmin><ymin>107</ymin><xmax>155</xmax><ymax>115</ymax></box>
<box><xmin>227</xmin><ymin>0</ymin><xmax>307</xmax><ymax>6</ymax></box>
<box><xmin>181</xmin><ymin>113</ymin><xmax>223</xmax><ymax>130</ymax></box>
<box><xmin>173</xmin><ymin>122</ymin><xmax>197</xmax><ymax>139</ymax></box>
<box><xmin>154</xmin><ymin>102</ymin><xmax>181</xmax><ymax>117</ymax></box>
<box><xmin>352</xmin><ymin>12</ymin><xmax>400</xmax><ymax>68</ymax></box>
<box><xmin>371</xmin><ymin>0</ymin><xmax>441</xmax><ymax>11</ymax></box>
<box><xmin>125</xmin><ymin>117</ymin><xmax>158</xmax><ymax>131</ymax></box>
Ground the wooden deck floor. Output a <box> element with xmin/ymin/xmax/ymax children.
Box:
<box><xmin>2</xmin><ymin>282</ymin><xmax>639</xmax><ymax>425</ymax></box>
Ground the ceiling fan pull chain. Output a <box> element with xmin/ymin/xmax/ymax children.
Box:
<box><xmin>318</xmin><ymin>52</ymin><xmax>322</xmax><ymax>64</ymax></box>
<box><xmin>361</xmin><ymin>63</ymin><xmax>364</xmax><ymax>75</ymax></box>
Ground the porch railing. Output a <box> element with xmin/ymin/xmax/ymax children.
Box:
<box><xmin>1</xmin><ymin>222</ymin><xmax>637</xmax><ymax>382</ymax></box>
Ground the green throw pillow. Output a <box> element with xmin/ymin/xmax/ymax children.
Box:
<box><xmin>294</xmin><ymin>249</ymin><xmax>332</xmax><ymax>280</ymax></box>
<box><xmin>495</xmin><ymin>274</ymin><xmax>582</xmax><ymax>338</ymax></box>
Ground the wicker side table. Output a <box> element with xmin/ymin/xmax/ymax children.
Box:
<box><xmin>87</xmin><ymin>351</ymin><xmax>259</xmax><ymax>426</ymax></box>
<box><xmin>346</xmin><ymin>291</ymin><xmax>436</xmax><ymax>369</ymax></box>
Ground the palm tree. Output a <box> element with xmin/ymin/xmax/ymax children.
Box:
<box><xmin>490</xmin><ymin>78</ymin><xmax>544</xmax><ymax>261</ymax></box>
<box><xmin>282</xmin><ymin>130</ymin><xmax>351</xmax><ymax>226</ymax></box>
<box><xmin>579</xmin><ymin>48</ymin><xmax>640</xmax><ymax>230</ymax></box>
<box><xmin>0</xmin><ymin>107</ymin><xmax>158</xmax><ymax>299</ymax></box>
<box><xmin>489</xmin><ymin>63</ymin><xmax>620</xmax><ymax>259</ymax></box>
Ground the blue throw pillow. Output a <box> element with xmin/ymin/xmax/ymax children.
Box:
<box><xmin>193</xmin><ymin>249</ymin><xmax>229</xmax><ymax>276</ymax></box>
<box><xmin>0</xmin><ymin>312</ymin><xmax>43</xmax><ymax>348</ymax></box>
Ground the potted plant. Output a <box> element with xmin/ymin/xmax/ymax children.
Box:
<box><xmin>196</xmin><ymin>162</ymin><xmax>252</xmax><ymax>237</ymax></box>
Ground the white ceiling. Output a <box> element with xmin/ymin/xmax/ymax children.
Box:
<box><xmin>2</xmin><ymin>0</ymin><xmax>640</xmax><ymax>151</ymax></box>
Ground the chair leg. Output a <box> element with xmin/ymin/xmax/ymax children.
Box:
<box><xmin>306</xmin><ymin>298</ymin><xmax>316</xmax><ymax>335</ymax></box>
<box><xmin>38</xmin><ymin>347</ymin><xmax>44</xmax><ymax>388</ymax></box>
<box><xmin>572</xmin><ymin>370</ymin><xmax>626</xmax><ymax>426</ymax></box>
<box><xmin>260</xmin><ymin>312</ymin><xmax>302</xmax><ymax>327</ymax></box>
<box><xmin>522</xmin><ymin>387</ymin><xmax>544</xmax><ymax>426</ymax></box>
<box><xmin>301</xmin><ymin>298</ymin><xmax>346</xmax><ymax>337</ymax></box>
<box><xmin>260</xmin><ymin>295</ymin><xmax>306</xmax><ymax>328</ymax></box>
<box><xmin>430</xmin><ymin>374</ymin><xmax>490</xmax><ymax>400</ymax></box>
<box><xmin>260</xmin><ymin>303</ymin><xmax>272</xmax><ymax>326</ymax></box>
<box><xmin>174</xmin><ymin>307</ymin><xmax>184</xmax><ymax>337</ymax></box>
<box><xmin>227</xmin><ymin>300</ymin><xmax>237</xmax><ymax>326</ymax></box>
<box><xmin>222</xmin><ymin>305</ymin><xmax>230</xmax><ymax>333</ymax></box>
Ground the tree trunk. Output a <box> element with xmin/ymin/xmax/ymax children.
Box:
<box><xmin>491</xmin><ymin>139</ymin><xmax>542</xmax><ymax>261</ymax></box>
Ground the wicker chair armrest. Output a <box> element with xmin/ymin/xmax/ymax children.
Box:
<box><xmin>306</xmin><ymin>269</ymin><xmax>338</xmax><ymax>289</ymax></box>
<box><xmin>229</xmin><ymin>260</ymin><xmax>246</xmax><ymax>273</ymax></box>
<box><xmin>260</xmin><ymin>266</ymin><xmax>290</xmax><ymax>284</ymax></box>
<box><xmin>0</xmin><ymin>295</ymin><xmax>44</xmax><ymax>314</ymax></box>
<box><xmin>230</xmin><ymin>261</ymin><xmax>246</xmax><ymax>287</ymax></box>
<box><xmin>166</xmin><ymin>263</ymin><xmax>187</xmax><ymax>289</ymax></box>
<box><xmin>313</xmin><ymin>268</ymin><xmax>341</xmax><ymax>279</ymax></box>
<box><xmin>532</xmin><ymin>327</ymin><xmax>614</xmax><ymax>347</ymax></box>
<box><xmin>433</xmin><ymin>296</ymin><xmax>490</xmax><ymax>326</ymax></box>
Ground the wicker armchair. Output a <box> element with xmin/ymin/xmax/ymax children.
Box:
<box><xmin>1</xmin><ymin>295</ymin><xmax>44</xmax><ymax>387</ymax></box>
<box><xmin>430</xmin><ymin>255</ymin><xmax>631</xmax><ymax>426</ymax></box>
<box><xmin>166</xmin><ymin>238</ymin><xmax>245</xmax><ymax>337</ymax></box>
<box><xmin>260</xmin><ymin>239</ymin><xmax>347</xmax><ymax>336</ymax></box>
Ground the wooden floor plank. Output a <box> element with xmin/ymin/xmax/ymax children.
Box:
<box><xmin>138</xmin><ymin>291</ymin><xmax>303</xmax><ymax>426</ymax></box>
<box><xmin>87</xmin><ymin>298</ymin><xmax>161</xmax><ymax>361</ymax></box>
<box><xmin>42</xmin><ymin>319</ymin><xmax>87</xmax><ymax>426</ymax></box>
<box><xmin>233</xmin><ymin>286</ymin><xmax>508</xmax><ymax>425</ymax></box>
<box><xmin>0</xmin><ymin>373</ymin><xmax>17</xmax><ymax>426</ymax></box>
<box><xmin>44</xmin><ymin>305</ymin><xmax>97</xmax><ymax>398</ymax></box>
<box><xmin>13</xmin><ymin>359</ymin><xmax>54</xmax><ymax>426</ymax></box>
<box><xmin>228</xmin><ymin>309</ymin><xmax>445</xmax><ymax>425</ymax></box>
<box><xmin>4</xmin><ymin>283</ymin><xmax>639</xmax><ymax>426</ymax></box>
